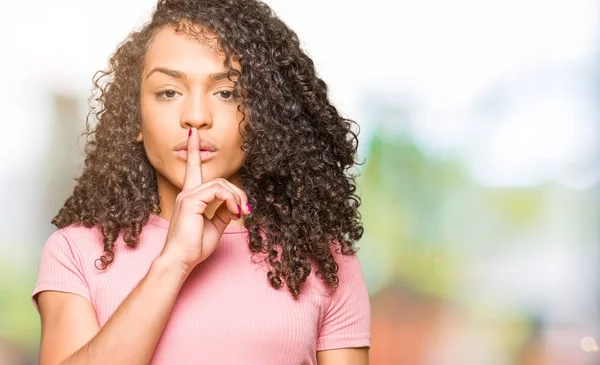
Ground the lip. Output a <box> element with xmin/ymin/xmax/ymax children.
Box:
<box><xmin>173</xmin><ymin>138</ymin><xmax>218</xmax><ymax>162</ymax></box>
<box><xmin>173</xmin><ymin>138</ymin><xmax>217</xmax><ymax>152</ymax></box>
<box><xmin>174</xmin><ymin>149</ymin><xmax>216</xmax><ymax>162</ymax></box>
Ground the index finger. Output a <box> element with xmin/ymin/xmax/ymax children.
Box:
<box><xmin>183</xmin><ymin>128</ymin><xmax>202</xmax><ymax>190</ymax></box>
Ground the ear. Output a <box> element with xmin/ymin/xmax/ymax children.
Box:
<box><xmin>136</xmin><ymin>131</ymin><xmax>143</xmax><ymax>142</ymax></box>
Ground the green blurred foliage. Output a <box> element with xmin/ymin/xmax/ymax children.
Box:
<box><xmin>0</xmin><ymin>261</ymin><xmax>40</xmax><ymax>348</ymax></box>
<box><xmin>357</xmin><ymin>127</ymin><xmax>467</xmax><ymax>298</ymax></box>
<box><xmin>357</xmin><ymin>126</ymin><xmax>546</xmax><ymax>300</ymax></box>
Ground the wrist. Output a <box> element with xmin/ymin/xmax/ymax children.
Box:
<box><xmin>151</xmin><ymin>254</ymin><xmax>192</xmax><ymax>282</ymax></box>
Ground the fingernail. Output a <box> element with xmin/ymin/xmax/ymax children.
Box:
<box><xmin>188</xmin><ymin>128</ymin><xmax>193</xmax><ymax>137</ymax></box>
<box><xmin>237</xmin><ymin>212</ymin><xmax>241</xmax><ymax>219</ymax></box>
<box><xmin>246</xmin><ymin>203</ymin><xmax>252</xmax><ymax>212</ymax></box>
<box><xmin>237</xmin><ymin>204</ymin><xmax>241</xmax><ymax>213</ymax></box>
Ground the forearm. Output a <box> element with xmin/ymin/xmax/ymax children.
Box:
<box><xmin>60</xmin><ymin>256</ymin><xmax>188</xmax><ymax>365</ymax></box>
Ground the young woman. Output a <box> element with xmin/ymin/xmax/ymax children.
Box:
<box><xmin>32</xmin><ymin>0</ymin><xmax>370</xmax><ymax>364</ymax></box>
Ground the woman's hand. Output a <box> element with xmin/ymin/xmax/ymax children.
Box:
<box><xmin>160</xmin><ymin>128</ymin><xmax>250</xmax><ymax>275</ymax></box>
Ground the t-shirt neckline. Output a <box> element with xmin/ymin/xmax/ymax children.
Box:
<box><xmin>147</xmin><ymin>213</ymin><xmax>249</xmax><ymax>234</ymax></box>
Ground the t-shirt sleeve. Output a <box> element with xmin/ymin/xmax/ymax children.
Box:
<box><xmin>317</xmin><ymin>250</ymin><xmax>371</xmax><ymax>351</ymax></box>
<box><xmin>31</xmin><ymin>229</ymin><xmax>91</xmax><ymax>312</ymax></box>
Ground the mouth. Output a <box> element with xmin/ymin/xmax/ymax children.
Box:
<box><xmin>172</xmin><ymin>138</ymin><xmax>218</xmax><ymax>162</ymax></box>
<box><xmin>173</xmin><ymin>142</ymin><xmax>217</xmax><ymax>152</ymax></box>
<box><xmin>173</xmin><ymin>149</ymin><xmax>216</xmax><ymax>162</ymax></box>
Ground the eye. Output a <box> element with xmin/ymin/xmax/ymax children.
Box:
<box><xmin>155</xmin><ymin>89</ymin><xmax>180</xmax><ymax>100</ymax></box>
<box><xmin>217</xmin><ymin>90</ymin><xmax>233</xmax><ymax>99</ymax></box>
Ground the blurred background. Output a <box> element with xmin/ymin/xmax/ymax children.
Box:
<box><xmin>0</xmin><ymin>0</ymin><xmax>599</xmax><ymax>364</ymax></box>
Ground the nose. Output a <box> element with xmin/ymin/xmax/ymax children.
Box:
<box><xmin>180</xmin><ymin>92</ymin><xmax>213</xmax><ymax>130</ymax></box>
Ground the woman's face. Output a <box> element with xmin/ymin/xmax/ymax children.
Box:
<box><xmin>138</xmin><ymin>24</ymin><xmax>245</xmax><ymax>190</ymax></box>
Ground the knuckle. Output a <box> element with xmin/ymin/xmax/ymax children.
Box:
<box><xmin>224</xmin><ymin>190</ymin><xmax>236</xmax><ymax>201</ymax></box>
<box><xmin>209</xmin><ymin>183</ymin><xmax>223</xmax><ymax>193</ymax></box>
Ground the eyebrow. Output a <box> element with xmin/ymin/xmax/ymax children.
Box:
<box><xmin>145</xmin><ymin>67</ymin><xmax>237</xmax><ymax>82</ymax></box>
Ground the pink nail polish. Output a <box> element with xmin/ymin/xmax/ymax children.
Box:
<box><xmin>188</xmin><ymin>128</ymin><xmax>192</xmax><ymax>137</ymax></box>
<box><xmin>246</xmin><ymin>203</ymin><xmax>252</xmax><ymax>212</ymax></box>
<box><xmin>237</xmin><ymin>204</ymin><xmax>241</xmax><ymax>213</ymax></box>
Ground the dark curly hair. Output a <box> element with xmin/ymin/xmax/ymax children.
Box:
<box><xmin>53</xmin><ymin>0</ymin><xmax>363</xmax><ymax>298</ymax></box>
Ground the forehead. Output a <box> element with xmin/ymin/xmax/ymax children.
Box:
<box><xmin>143</xmin><ymin>24</ymin><xmax>239</xmax><ymax>77</ymax></box>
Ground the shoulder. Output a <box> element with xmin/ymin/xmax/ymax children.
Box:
<box><xmin>33</xmin><ymin>221</ymin><xmax>163</xmax><ymax>308</ymax></box>
<box><xmin>330</xmin><ymin>245</ymin><xmax>367</xmax><ymax>288</ymax></box>
<box><xmin>44</xmin><ymin>220</ymin><xmax>164</xmax><ymax>256</ymax></box>
<box><xmin>329</xmin><ymin>246</ymin><xmax>369</xmax><ymax>299</ymax></box>
<box><xmin>40</xmin><ymin>224</ymin><xmax>105</xmax><ymax>260</ymax></box>
<box><xmin>307</xmin><ymin>243</ymin><xmax>368</xmax><ymax>294</ymax></box>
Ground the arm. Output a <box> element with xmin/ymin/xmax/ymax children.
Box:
<box><xmin>317</xmin><ymin>347</ymin><xmax>369</xmax><ymax>365</ymax></box>
<box><xmin>38</xmin><ymin>255</ymin><xmax>188</xmax><ymax>365</ymax></box>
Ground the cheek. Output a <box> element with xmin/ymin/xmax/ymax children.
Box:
<box><xmin>218</xmin><ymin>110</ymin><xmax>245</xmax><ymax>152</ymax></box>
<box><xmin>140</xmin><ymin>103</ymin><xmax>176</xmax><ymax>169</ymax></box>
<box><xmin>141</xmin><ymin>135</ymin><xmax>165</xmax><ymax>175</ymax></box>
<box><xmin>215</xmin><ymin>129</ymin><xmax>245</xmax><ymax>176</ymax></box>
<box><xmin>227</xmin><ymin>124</ymin><xmax>245</xmax><ymax>159</ymax></box>
<box><xmin>231</xmin><ymin>111</ymin><xmax>246</xmax><ymax>148</ymax></box>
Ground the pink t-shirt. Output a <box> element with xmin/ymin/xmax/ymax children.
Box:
<box><xmin>32</xmin><ymin>214</ymin><xmax>371</xmax><ymax>364</ymax></box>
